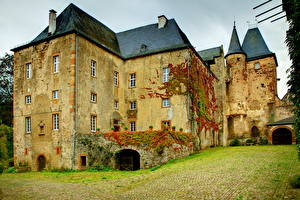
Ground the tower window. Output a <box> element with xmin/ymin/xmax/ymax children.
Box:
<box><xmin>129</xmin><ymin>73</ymin><xmax>136</xmax><ymax>88</ymax></box>
<box><xmin>25</xmin><ymin>95</ymin><xmax>31</xmax><ymax>104</ymax></box>
<box><xmin>255</xmin><ymin>62</ymin><xmax>260</xmax><ymax>69</ymax></box>
<box><xmin>53</xmin><ymin>56</ymin><xmax>59</xmax><ymax>73</ymax></box>
<box><xmin>114</xmin><ymin>71</ymin><xmax>119</xmax><ymax>87</ymax></box>
<box><xmin>53</xmin><ymin>114</ymin><xmax>59</xmax><ymax>130</ymax></box>
<box><xmin>114</xmin><ymin>100</ymin><xmax>119</xmax><ymax>110</ymax></box>
<box><xmin>130</xmin><ymin>121</ymin><xmax>136</xmax><ymax>131</ymax></box>
<box><xmin>91</xmin><ymin>60</ymin><xmax>96</xmax><ymax>77</ymax></box>
<box><xmin>25</xmin><ymin>63</ymin><xmax>32</xmax><ymax>79</ymax></box>
<box><xmin>162</xmin><ymin>98</ymin><xmax>170</xmax><ymax>107</ymax></box>
<box><xmin>91</xmin><ymin>115</ymin><xmax>96</xmax><ymax>132</ymax></box>
<box><xmin>91</xmin><ymin>92</ymin><xmax>97</xmax><ymax>103</ymax></box>
<box><xmin>163</xmin><ymin>67</ymin><xmax>170</xmax><ymax>83</ymax></box>
<box><xmin>53</xmin><ymin>90</ymin><xmax>59</xmax><ymax>99</ymax></box>
<box><xmin>25</xmin><ymin>117</ymin><xmax>31</xmax><ymax>133</ymax></box>
<box><xmin>130</xmin><ymin>101</ymin><xmax>137</xmax><ymax>110</ymax></box>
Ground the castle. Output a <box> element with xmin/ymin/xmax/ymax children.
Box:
<box><xmin>12</xmin><ymin>4</ymin><xmax>295</xmax><ymax>171</ymax></box>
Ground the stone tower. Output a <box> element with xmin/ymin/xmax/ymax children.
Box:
<box><xmin>225</xmin><ymin>24</ymin><xmax>278</xmax><ymax>139</ymax></box>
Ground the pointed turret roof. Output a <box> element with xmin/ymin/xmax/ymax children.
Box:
<box><xmin>225</xmin><ymin>24</ymin><xmax>245</xmax><ymax>58</ymax></box>
<box><xmin>242</xmin><ymin>27</ymin><xmax>274</xmax><ymax>61</ymax></box>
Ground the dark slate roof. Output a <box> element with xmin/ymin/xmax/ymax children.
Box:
<box><xmin>198</xmin><ymin>46</ymin><xmax>223</xmax><ymax>62</ymax></box>
<box><xmin>267</xmin><ymin>116</ymin><xmax>294</xmax><ymax>126</ymax></box>
<box><xmin>242</xmin><ymin>27</ymin><xmax>274</xmax><ymax>61</ymax></box>
<box><xmin>12</xmin><ymin>3</ymin><xmax>120</xmax><ymax>55</ymax></box>
<box><xmin>225</xmin><ymin>25</ymin><xmax>245</xmax><ymax>58</ymax></box>
<box><xmin>116</xmin><ymin>19</ymin><xmax>191</xmax><ymax>58</ymax></box>
<box><xmin>12</xmin><ymin>3</ymin><xmax>193</xmax><ymax>59</ymax></box>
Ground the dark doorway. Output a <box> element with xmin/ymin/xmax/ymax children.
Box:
<box><xmin>113</xmin><ymin>119</ymin><xmax>120</xmax><ymax>132</ymax></box>
<box><xmin>251</xmin><ymin>126</ymin><xmax>260</xmax><ymax>137</ymax></box>
<box><xmin>37</xmin><ymin>155</ymin><xmax>46</xmax><ymax>171</ymax></box>
<box><xmin>116</xmin><ymin>149</ymin><xmax>140</xmax><ymax>171</ymax></box>
<box><xmin>272</xmin><ymin>128</ymin><xmax>292</xmax><ymax>145</ymax></box>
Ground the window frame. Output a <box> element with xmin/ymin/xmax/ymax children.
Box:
<box><xmin>25</xmin><ymin>95</ymin><xmax>31</xmax><ymax>104</ymax></box>
<box><xmin>25</xmin><ymin>116</ymin><xmax>31</xmax><ymax>133</ymax></box>
<box><xmin>90</xmin><ymin>115</ymin><xmax>97</xmax><ymax>132</ymax></box>
<box><xmin>129</xmin><ymin>73</ymin><xmax>136</xmax><ymax>88</ymax></box>
<box><xmin>52</xmin><ymin>90</ymin><xmax>59</xmax><ymax>99</ymax></box>
<box><xmin>53</xmin><ymin>55</ymin><xmax>59</xmax><ymax>73</ymax></box>
<box><xmin>25</xmin><ymin>63</ymin><xmax>32</xmax><ymax>79</ymax></box>
<box><xmin>90</xmin><ymin>92</ymin><xmax>97</xmax><ymax>103</ymax></box>
<box><xmin>130</xmin><ymin>101</ymin><xmax>137</xmax><ymax>110</ymax></box>
<box><xmin>162</xmin><ymin>98</ymin><xmax>170</xmax><ymax>108</ymax></box>
<box><xmin>163</xmin><ymin>67</ymin><xmax>170</xmax><ymax>83</ymax></box>
<box><xmin>130</xmin><ymin>121</ymin><xmax>136</xmax><ymax>131</ymax></box>
<box><xmin>114</xmin><ymin>71</ymin><xmax>119</xmax><ymax>87</ymax></box>
<box><xmin>52</xmin><ymin>113</ymin><xmax>59</xmax><ymax>131</ymax></box>
<box><xmin>91</xmin><ymin>60</ymin><xmax>96</xmax><ymax>77</ymax></box>
<box><xmin>114</xmin><ymin>100</ymin><xmax>119</xmax><ymax>110</ymax></box>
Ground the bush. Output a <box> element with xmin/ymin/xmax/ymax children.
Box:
<box><xmin>229</xmin><ymin>138</ymin><xmax>241</xmax><ymax>146</ymax></box>
<box><xmin>290</xmin><ymin>175</ymin><xmax>300</xmax><ymax>188</ymax></box>
<box><xmin>149</xmin><ymin>125</ymin><xmax>153</xmax><ymax>129</ymax></box>
<box><xmin>245</xmin><ymin>138</ymin><xmax>253</xmax><ymax>144</ymax></box>
<box><xmin>3</xmin><ymin>166</ymin><xmax>16</xmax><ymax>173</ymax></box>
<box><xmin>259</xmin><ymin>137</ymin><xmax>268</xmax><ymax>145</ymax></box>
<box><xmin>179</xmin><ymin>128</ymin><xmax>183</xmax><ymax>132</ymax></box>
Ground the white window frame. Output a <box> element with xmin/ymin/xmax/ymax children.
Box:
<box><xmin>53</xmin><ymin>90</ymin><xmax>59</xmax><ymax>99</ymax></box>
<box><xmin>91</xmin><ymin>115</ymin><xmax>96</xmax><ymax>132</ymax></box>
<box><xmin>91</xmin><ymin>60</ymin><xmax>96</xmax><ymax>77</ymax></box>
<box><xmin>114</xmin><ymin>71</ymin><xmax>119</xmax><ymax>87</ymax></box>
<box><xmin>163</xmin><ymin>67</ymin><xmax>170</xmax><ymax>83</ymax></box>
<box><xmin>53</xmin><ymin>114</ymin><xmax>59</xmax><ymax>130</ymax></box>
<box><xmin>25</xmin><ymin>117</ymin><xmax>31</xmax><ymax>133</ymax></box>
<box><xmin>129</xmin><ymin>73</ymin><xmax>136</xmax><ymax>88</ymax></box>
<box><xmin>25</xmin><ymin>95</ymin><xmax>31</xmax><ymax>104</ymax></box>
<box><xmin>130</xmin><ymin>121</ymin><xmax>136</xmax><ymax>131</ymax></box>
<box><xmin>53</xmin><ymin>56</ymin><xmax>59</xmax><ymax>73</ymax></box>
<box><xmin>162</xmin><ymin>98</ymin><xmax>170</xmax><ymax>107</ymax></box>
<box><xmin>114</xmin><ymin>100</ymin><xmax>119</xmax><ymax>110</ymax></box>
<box><xmin>91</xmin><ymin>92</ymin><xmax>97</xmax><ymax>103</ymax></box>
<box><xmin>26</xmin><ymin>63</ymin><xmax>32</xmax><ymax>79</ymax></box>
<box><xmin>130</xmin><ymin>101</ymin><xmax>137</xmax><ymax>110</ymax></box>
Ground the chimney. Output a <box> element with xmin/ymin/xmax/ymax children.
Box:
<box><xmin>48</xmin><ymin>9</ymin><xmax>57</xmax><ymax>35</ymax></box>
<box><xmin>158</xmin><ymin>15</ymin><xmax>168</xmax><ymax>29</ymax></box>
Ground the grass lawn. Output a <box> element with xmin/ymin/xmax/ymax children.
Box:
<box><xmin>0</xmin><ymin>145</ymin><xmax>299</xmax><ymax>200</ymax></box>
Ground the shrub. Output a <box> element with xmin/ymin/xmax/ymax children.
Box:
<box><xmin>290</xmin><ymin>175</ymin><xmax>300</xmax><ymax>188</ymax></box>
<box><xmin>149</xmin><ymin>125</ymin><xmax>153</xmax><ymax>129</ymax></box>
<box><xmin>111</xmin><ymin>127</ymin><xmax>115</xmax><ymax>131</ymax></box>
<box><xmin>3</xmin><ymin>166</ymin><xmax>16</xmax><ymax>173</ymax></box>
<box><xmin>259</xmin><ymin>137</ymin><xmax>268</xmax><ymax>145</ymax></box>
<box><xmin>229</xmin><ymin>138</ymin><xmax>240</xmax><ymax>146</ymax></box>
<box><xmin>124</xmin><ymin>127</ymin><xmax>128</xmax><ymax>130</ymax></box>
<box><xmin>245</xmin><ymin>138</ymin><xmax>253</xmax><ymax>144</ymax></box>
<box><xmin>179</xmin><ymin>128</ymin><xmax>183</xmax><ymax>131</ymax></box>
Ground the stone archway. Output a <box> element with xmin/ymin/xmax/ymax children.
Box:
<box><xmin>272</xmin><ymin>128</ymin><xmax>292</xmax><ymax>145</ymax></box>
<box><xmin>37</xmin><ymin>155</ymin><xmax>46</xmax><ymax>171</ymax></box>
<box><xmin>115</xmin><ymin>149</ymin><xmax>140</xmax><ymax>171</ymax></box>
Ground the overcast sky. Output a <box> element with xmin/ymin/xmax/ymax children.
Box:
<box><xmin>0</xmin><ymin>0</ymin><xmax>290</xmax><ymax>98</ymax></box>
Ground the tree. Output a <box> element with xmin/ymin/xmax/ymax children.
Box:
<box><xmin>283</xmin><ymin>0</ymin><xmax>300</xmax><ymax>158</ymax></box>
<box><xmin>0</xmin><ymin>53</ymin><xmax>13</xmax><ymax>126</ymax></box>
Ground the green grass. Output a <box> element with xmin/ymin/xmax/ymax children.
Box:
<box><xmin>0</xmin><ymin>145</ymin><xmax>299</xmax><ymax>200</ymax></box>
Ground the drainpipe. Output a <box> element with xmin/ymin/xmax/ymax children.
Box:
<box><xmin>71</xmin><ymin>34</ymin><xmax>79</xmax><ymax>169</ymax></box>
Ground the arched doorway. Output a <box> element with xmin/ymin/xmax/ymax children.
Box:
<box><xmin>37</xmin><ymin>155</ymin><xmax>46</xmax><ymax>171</ymax></box>
<box><xmin>272</xmin><ymin>128</ymin><xmax>292</xmax><ymax>145</ymax></box>
<box><xmin>115</xmin><ymin>149</ymin><xmax>140</xmax><ymax>171</ymax></box>
<box><xmin>251</xmin><ymin>126</ymin><xmax>260</xmax><ymax>137</ymax></box>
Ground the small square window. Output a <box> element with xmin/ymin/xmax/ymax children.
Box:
<box><xmin>114</xmin><ymin>100</ymin><xmax>119</xmax><ymax>110</ymax></box>
<box><xmin>162</xmin><ymin>98</ymin><xmax>170</xmax><ymax>107</ymax></box>
<box><xmin>53</xmin><ymin>56</ymin><xmax>59</xmax><ymax>73</ymax></box>
<box><xmin>130</xmin><ymin>121</ymin><xmax>136</xmax><ymax>131</ymax></box>
<box><xmin>91</xmin><ymin>93</ymin><xmax>97</xmax><ymax>103</ymax></box>
<box><xmin>130</xmin><ymin>101</ymin><xmax>137</xmax><ymax>110</ymax></box>
<box><xmin>25</xmin><ymin>95</ymin><xmax>31</xmax><ymax>104</ymax></box>
<box><xmin>53</xmin><ymin>90</ymin><xmax>59</xmax><ymax>99</ymax></box>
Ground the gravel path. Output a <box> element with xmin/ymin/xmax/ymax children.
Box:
<box><xmin>0</xmin><ymin>145</ymin><xmax>299</xmax><ymax>200</ymax></box>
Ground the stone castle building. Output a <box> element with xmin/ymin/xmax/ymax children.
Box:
<box><xmin>12</xmin><ymin>4</ymin><xmax>294</xmax><ymax>171</ymax></box>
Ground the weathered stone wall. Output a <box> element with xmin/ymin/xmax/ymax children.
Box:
<box><xmin>75</xmin><ymin>133</ymin><xmax>192</xmax><ymax>169</ymax></box>
<box><xmin>13</xmin><ymin>34</ymin><xmax>77</xmax><ymax>170</ymax></box>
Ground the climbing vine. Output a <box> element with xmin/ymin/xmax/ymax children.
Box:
<box><xmin>140</xmin><ymin>51</ymin><xmax>218</xmax><ymax>134</ymax></box>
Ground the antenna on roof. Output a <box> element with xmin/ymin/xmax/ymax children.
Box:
<box><xmin>253</xmin><ymin>1</ymin><xmax>286</xmax><ymax>23</ymax></box>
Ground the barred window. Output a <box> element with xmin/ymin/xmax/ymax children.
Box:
<box><xmin>114</xmin><ymin>71</ymin><xmax>119</xmax><ymax>87</ymax></box>
<box><xmin>130</xmin><ymin>101</ymin><xmax>137</xmax><ymax>110</ymax></box>
<box><xmin>25</xmin><ymin>117</ymin><xmax>31</xmax><ymax>133</ymax></box>
<box><xmin>26</xmin><ymin>63</ymin><xmax>32</xmax><ymax>79</ymax></box>
<box><xmin>91</xmin><ymin>93</ymin><xmax>97</xmax><ymax>103</ymax></box>
<box><xmin>91</xmin><ymin>115</ymin><xmax>96</xmax><ymax>132</ymax></box>
<box><xmin>91</xmin><ymin>60</ymin><xmax>96</xmax><ymax>77</ymax></box>
<box><xmin>130</xmin><ymin>121</ymin><xmax>136</xmax><ymax>131</ymax></box>
<box><xmin>53</xmin><ymin>114</ymin><xmax>59</xmax><ymax>130</ymax></box>
<box><xmin>129</xmin><ymin>73</ymin><xmax>136</xmax><ymax>88</ymax></box>
<box><xmin>25</xmin><ymin>95</ymin><xmax>31</xmax><ymax>104</ymax></box>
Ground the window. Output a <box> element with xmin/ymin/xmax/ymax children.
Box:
<box><xmin>25</xmin><ymin>95</ymin><xmax>31</xmax><ymax>104</ymax></box>
<box><xmin>130</xmin><ymin>101</ymin><xmax>137</xmax><ymax>110</ymax></box>
<box><xmin>130</xmin><ymin>121</ymin><xmax>136</xmax><ymax>131</ymax></box>
<box><xmin>114</xmin><ymin>71</ymin><xmax>119</xmax><ymax>87</ymax></box>
<box><xmin>53</xmin><ymin>55</ymin><xmax>59</xmax><ymax>73</ymax></box>
<box><xmin>53</xmin><ymin>114</ymin><xmax>59</xmax><ymax>130</ymax></box>
<box><xmin>91</xmin><ymin>115</ymin><xmax>96</xmax><ymax>132</ymax></box>
<box><xmin>162</xmin><ymin>98</ymin><xmax>170</xmax><ymax>107</ymax></box>
<box><xmin>26</xmin><ymin>63</ymin><xmax>32</xmax><ymax>79</ymax></box>
<box><xmin>53</xmin><ymin>90</ymin><xmax>59</xmax><ymax>99</ymax></box>
<box><xmin>129</xmin><ymin>73</ymin><xmax>136</xmax><ymax>88</ymax></box>
<box><xmin>91</xmin><ymin>60</ymin><xmax>96</xmax><ymax>77</ymax></box>
<box><xmin>25</xmin><ymin>117</ymin><xmax>31</xmax><ymax>133</ymax></box>
<box><xmin>163</xmin><ymin>67</ymin><xmax>170</xmax><ymax>83</ymax></box>
<box><xmin>114</xmin><ymin>100</ymin><xmax>119</xmax><ymax>110</ymax></box>
<box><xmin>254</xmin><ymin>62</ymin><xmax>260</xmax><ymax>69</ymax></box>
<box><xmin>91</xmin><ymin>92</ymin><xmax>97</xmax><ymax>103</ymax></box>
